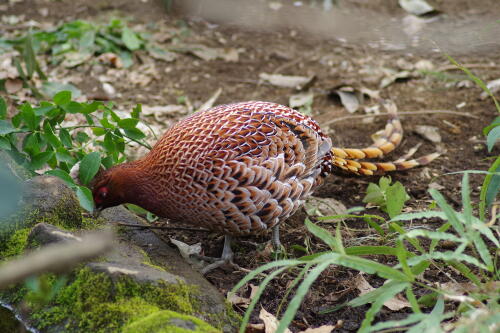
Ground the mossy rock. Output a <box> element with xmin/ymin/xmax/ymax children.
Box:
<box><xmin>0</xmin><ymin>175</ymin><xmax>83</xmax><ymax>246</ymax></box>
<box><xmin>123</xmin><ymin>310</ymin><xmax>219</xmax><ymax>333</ymax></box>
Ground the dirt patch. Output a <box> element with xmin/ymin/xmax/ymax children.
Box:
<box><xmin>1</xmin><ymin>0</ymin><xmax>499</xmax><ymax>331</ymax></box>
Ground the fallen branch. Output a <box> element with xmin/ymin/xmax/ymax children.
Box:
<box><xmin>116</xmin><ymin>222</ymin><xmax>211</xmax><ymax>232</ymax></box>
<box><xmin>0</xmin><ymin>231</ymin><xmax>113</xmax><ymax>289</ymax></box>
<box><xmin>323</xmin><ymin>110</ymin><xmax>478</xmax><ymax>126</ymax></box>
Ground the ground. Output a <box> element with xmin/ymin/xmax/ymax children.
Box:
<box><xmin>1</xmin><ymin>0</ymin><xmax>499</xmax><ymax>331</ymax></box>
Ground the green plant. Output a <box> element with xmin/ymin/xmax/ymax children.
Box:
<box><xmin>1</xmin><ymin>19</ymin><xmax>175</xmax><ymax>70</ymax></box>
<box><xmin>0</xmin><ymin>93</ymin><xmax>150</xmax><ymax>211</ymax></box>
<box><xmin>446</xmin><ymin>55</ymin><xmax>500</xmax><ymax>220</ymax></box>
<box><xmin>362</xmin><ymin>176</ymin><xmax>410</xmax><ymax>218</ymax></box>
<box><xmin>232</xmin><ymin>173</ymin><xmax>499</xmax><ymax>332</ymax></box>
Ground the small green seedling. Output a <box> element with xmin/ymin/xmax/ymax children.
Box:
<box><xmin>363</xmin><ymin>176</ymin><xmax>410</xmax><ymax>218</ymax></box>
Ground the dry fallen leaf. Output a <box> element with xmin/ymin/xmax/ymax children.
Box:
<box><xmin>399</xmin><ymin>0</ymin><xmax>435</xmax><ymax>16</ymax></box>
<box><xmin>5</xmin><ymin>78</ymin><xmax>23</xmax><ymax>94</ymax></box>
<box><xmin>289</xmin><ymin>91</ymin><xmax>314</xmax><ymax>109</ymax></box>
<box><xmin>169</xmin><ymin>238</ymin><xmax>202</xmax><ymax>259</ymax></box>
<box><xmin>180</xmin><ymin>44</ymin><xmax>240</xmax><ymax>62</ymax></box>
<box><xmin>97</xmin><ymin>53</ymin><xmax>123</xmax><ymax>68</ymax></box>
<box><xmin>259</xmin><ymin>308</ymin><xmax>292</xmax><ymax>333</ymax></box>
<box><xmin>480</xmin><ymin>78</ymin><xmax>500</xmax><ymax>100</ymax></box>
<box><xmin>260</xmin><ymin>73</ymin><xmax>315</xmax><ymax>90</ymax></box>
<box><xmin>305</xmin><ymin>197</ymin><xmax>347</xmax><ymax>218</ymax></box>
<box><xmin>299</xmin><ymin>325</ymin><xmax>336</xmax><ymax>333</ymax></box>
<box><xmin>353</xmin><ymin>274</ymin><xmax>410</xmax><ymax>311</ymax></box>
<box><xmin>414</xmin><ymin>125</ymin><xmax>442</xmax><ymax>143</ymax></box>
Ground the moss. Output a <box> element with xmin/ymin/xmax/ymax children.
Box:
<box><xmin>25</xmin><ymin>268</ymin><xmax>207</xmax><ymax>332</ymax></box>
<box><xmin>0</xmin><ymin>228</ymin><xmax>30</xmax><ymax>259</ymax></box>
<box><xmin>122</xmin><ymin>310</ymin><xmax>220</xmax><ymax>333</ymax></box>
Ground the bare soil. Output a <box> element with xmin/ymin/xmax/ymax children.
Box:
<box><xmin>2</xmin><ymin>0</ymin><xmax>500</xmax><ymax>331</ymax></box>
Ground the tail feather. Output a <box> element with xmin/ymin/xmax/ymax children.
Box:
<box><xmin>332</xmin><ymin>152</ymin><xmax>440</xmax><ymax>176</ymax></box>
<box><xmin>331</xmin><ymin>101</ymin><xmax>403</xmax><ymax>160</ymax></box>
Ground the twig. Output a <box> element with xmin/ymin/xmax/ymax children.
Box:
<box><xmin>0</xmin><ymin>231</ymin><xmax>113</xmax><ymax>289</ymax></box>
<box><xmin>322</xmin><ymin>110</ymin><xmax>479</xmax><ymax>126</ymax></box>
<box><xmin>116</xmin><ymin>222</ymin><xmax>211</xmax><ymax>232</ymax></box>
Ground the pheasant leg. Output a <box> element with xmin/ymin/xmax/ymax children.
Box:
<box><xmin>192</xmin><ymin>235</ymin><xmax>235</xmax><ymax>274</ymax></box>
<box><xmin>271</xmin><ymin>225</ymin><xmax>281</xmax><ymax>249</ymax></box>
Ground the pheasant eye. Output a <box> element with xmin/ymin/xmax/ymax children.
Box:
<box><xmin>95</xmin><ymin>187</ymin><xmax>108</xmax><ymax>204</ymax></box>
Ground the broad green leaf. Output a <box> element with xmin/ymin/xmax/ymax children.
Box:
<box><xmin>41</xmin><ymin>82</ymin><xmax>81</xmax><ymax>99</ymax></box>
<box><xmin>386</xmin><ymin>181</ymin><xmax>409</xmax><ymax>218</ymax></box>
<box><xmin>131</xmin><ymin>104</ymin><xmax>141</xmax><ymax>118</ymax></box>
<box><xmin>55</xmin><ymin>148</ymin><xmax>76</xmax><ymax>164</ymax></box>
<box><xmin>75</xmin><ymin>132</ymin><xmax>90</xmax><ymax>144</ymax></box>
<box><xmin>42</xmin><ymin>121</ymin><xmax>62</xmax><ymax>148</ymax></box>
<box><xmin>305</xmin><ymin>218</ymin><xmax>341</xmax><ymax>252</ymax></box>
<box><xmin>118</xmin><ymin>118</ymin><xmax>139</xmax><ymax>129</ymax></box>
<box><xmin>45</xmin><ymin>169</ymin><xmax>75</xmax><ymax>188</ymax></box>
<box><xmin>79</xmin><ymin>152</ymin><xmax>101</xmax><ymax>185</ymax></box>
<box><xmin>53</xmin><ymin>90</ymin><xmax>72</xmax><ymax>106</ymax></box>
<box><xmin>486</xmin><ymin>125</ymin><xmax>500</xmax><ymax>152</ymax></box>
<box><xmin>64</xmin><ymin>101</ymin><xmax>84</xmax><ymax>114</ymax></box>
<box><xmin>124</xmin><ymin>128</ymin><xmax>146</xmax><ymax>140</ymax></box>
<box><xmin>59</xmin><ymin>128</ymin><xmax>72</xmax><ymax>147</ymax></box>
<box><xmin>92</xmin><ymin>127</ymin><xmax>106</xmax><ymax>136</ymax></box>
<box><xmin>76</xmin><ymin>186</ymin><xmax>94</xmax><ymax>212</ymax></box>
<box><xmin>30</xmin><ymin>151</ymin><xmax>55</xmax><ymax>170</ymax></box>
<box><xmin>122</xmin><ymin>27</ymin><xmax>141</xmax><ymax>51</ymax></box>
<box><xmin>0</xmin><ymin>120</ymin><xmax>16</xmax><ymax>135</ymax></box>
<box><xmin>0</xmin><ymin>136</ymin><xmax>11</xmax><ymax>150</ymax></box>
<box><xmin>485</xmin><ymin>163</ymin><xmax>500</xmax><ymax>209</ymax></box>
<box><xmin>0</xmin><ymin>97</ymin><xmax>6</xmax><ymax>119</ymax></box>
<box><xmin>79</xmin><ymin>30</ymin><xmax>95</xmax><ymax>51</ymax></box>
<box><xmin>20</xmin><ymin>102</ymin><xmax>37</xmax><ymax>131</ymax></box>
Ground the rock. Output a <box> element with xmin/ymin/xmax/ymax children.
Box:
<box><xmin>0</xmin><ymin>175</ymin><xmax>82</xmax><ymax>243</ymax></box>
<box><xmin>122</xmin><ymin>310</ymin><xmax>219</xmax><ymax>333</ymax></box>
<box><xmin>10</xmin><ymin>206</ymin><xmax>239</xmax><ymax>332</ymax></box>
<box><xmin>100</xmin><ymin>206</ymin><xmax>239</xmax><ymax>332</ymax></box>
<box><xmin>21</xmin><ymin>175</ymin><xmax>82</xmax><ymax>229</ymax></box>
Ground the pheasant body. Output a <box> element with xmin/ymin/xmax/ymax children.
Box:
<box><xmin>93</xmin><ymin>101</ymin><xmax>438</xmax><ymax>237</ymax></box>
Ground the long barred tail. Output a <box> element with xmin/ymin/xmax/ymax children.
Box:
<box><xmin>331</xmin><ymin>153</ymin><xmax>440</xmax><ymax>176</ymax></box>
<box><xmin>329</xmin><ymin>100</ymin><xmax>440</xmax><ymax>176</ymax></box>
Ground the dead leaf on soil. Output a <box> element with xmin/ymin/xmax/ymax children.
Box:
<box><xmin>147</xmin><ymin>45</ymin><xmax>178</xmax><ymax>62</ymax></box>
<box><xmin>480</xmin><ymin>78</ymin><xmax>500</xmax><ymax>99</ymax></box>
<box><xmin>289</xmin><ymin>91</ymin><xmax>314</xmax><ymax>109</ymax></box>
<box><xmin>380</xmin><ymin>69</ymin><xmax>415</xmax><ymax>88</ymax></box>
<box><xmin>169</xmin><ymin>238</ymin><xmax>202</xmax><ymax>259</ymax></box>
<box><xmin>258</xmin><ymin>308</ymin><xmax>292</xmax><ymax>333</ymax></box>
<box><xmin>353</xmin><ymin>274</ymin><xmax>410</xmax><ymax>311</ymax></box>
<box><xmin>333</xmin><ymin>90</ymin><xmax>359</xmax><ymax>113</ymax></box>
<box><xmin>5</xmin><ymin>78</ymin><xmax>23</xmax><ymax>93</ymax></box>
<box><xmin>228</xmin><ymin>283</ymin><xmax>259</xmax><ymax>309</ymax></box>
<box><xmin>259</xmin><ymin>73</ymin><xmax>315</xmax><ymax>90</ymax></box>
<box><xmin>179</xmin><ymin>44</ymin><xmax>240</xmax><ymax>62</ymax></box>
<box><xmin>305</xmin><ymin>197</ymin><xmax>347</xmax><ymax>219</ymax></box>
<box><xmin>298</xmin><ymin>325</ymin><xmax>336</xmax><ymax>333</ymax></box>
<box><xmin>414</xmin><ymin>125</ymin><xmax>442</xmax><ymax>143</ymax></box>
<box><xmin>142</xmin><ymin>105</ymin><xmax>189</xmax><ymax>122</ymax></box>
<box><xmin>399</xmin><ymin>0</ymin><xmax>436</xmax><ymax>16</ymax></box>
<box><xmin>62</xmin><ymin>51</ymin><xmax>92</xmax><ymax>68</ymax></box>
<box><xmin>97</xmin><ymin>53</ymin><xmax>123</xmax><ymax>68</ymax></box>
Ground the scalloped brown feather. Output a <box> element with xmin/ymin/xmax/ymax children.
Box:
<box><xmin>95</xmin><ymin>101</ymin><xmax>439</xmax><ymax>236</ymax></box>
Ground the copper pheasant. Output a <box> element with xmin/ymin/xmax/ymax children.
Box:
<box><xmin>92</xmin><ymin>101</ymin><xmax>438</xmax><ymax>271</ymax></box>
